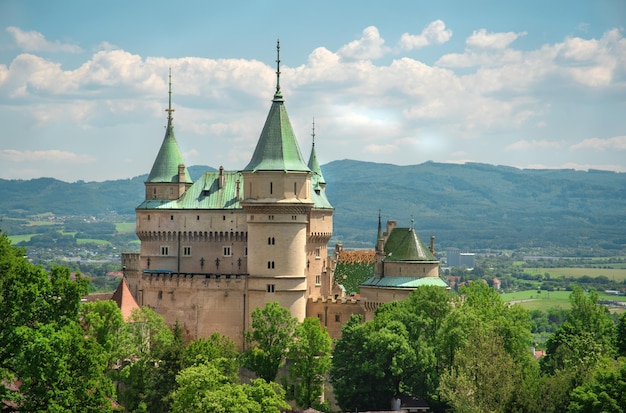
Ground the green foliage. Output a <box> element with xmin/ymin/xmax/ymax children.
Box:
<box><xmin>568</xmin><ymin>358</ymin><xmax>626</xmax><ymax>413</ymax></box>
<box><xmin>242</xmin><ymin>301</ymin><xmax>297</xmax><ymax>382</ymax></box>
<box><xmin>0</xmin><ymin>233</ymin><xmax>115</xmax><ymax>411</ymax></box>
<box><xmin>334</xmin><ymin>260</ymin><xmax>374</xmax><ymax>294</ymax></box>
<box><xmin>287</xmin><ymin>317</ymin><xmax>332</xmax><ymax>409</ymax></box>
<box><xmin>439</xmin><ymin>327</ymin><xmax>519</xmax><ymax>413</ymax></box>
<box><xmin>542</xmin><ymin>286</ymin><xmax>617</xmax><ymax>376</ymax></box>
<box><xmin>183</xmin><ymin>332</ymin><xmax>240</xmax><ymax>381</ymax></box>
<box><xmin>170</xmin><ymin>363</ymin><xmax>288</xmax><ymax>413</ymax></box>
<box><xmin>330</xmin><ymin>315</ymin><xmax>386</xmax><ymax>411</ymax></box>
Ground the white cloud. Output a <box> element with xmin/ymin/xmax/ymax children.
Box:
<box><xmin>337</xmin><ymin>26</ymin><xmax>389</xmax><ymax>60</ymax></box>
<box><xmin>0</xmin><ymin>149</ymin><xmax>95</xmax><ymax>163</ymax></box>
<box><xmin>399</xmin><ymin>20</ymin><xmax>452</xmax><ymax>51</ymax></box>
<box><xmin>505</xmin><ymin>139</ymin><xmax>566</xmax><ymax>151</ymax></box>
<box><xmin>6</xmin><ymin>26</ymin><xmax>82</xmax><ymax>53</ymax></box>
<box><xmin>570</xmin><ymin>136</ymin><xmax>626</xmax><ymax>151</ymax></box>
<box><xmin>466</xmin><ymin>28</ymin><xmax>526</xmax><ymax>49</ymax></box>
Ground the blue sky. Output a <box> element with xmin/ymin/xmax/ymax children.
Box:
<box><xmin>0</xmin><ymin>0</ymin><xmax>625</xmax><ymax>182</ymax></box>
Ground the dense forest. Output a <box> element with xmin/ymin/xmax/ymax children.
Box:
<box><xmin>1</xmin><ymin>160</ymin><xmax>624</xmax><ymax>255</ymax></box>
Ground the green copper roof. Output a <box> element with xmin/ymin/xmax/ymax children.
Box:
<box><xmin>137</xmin><ymin>171</ymin><xmax>242</xmax><ymax>210</ymax></box>
<box><xmin>146</xmin><ymin>121</ymin><xmax>192</xmax><ymax>183</ymax></box>
<box><xmin>308</xmin><ymin>142</ymin><xmax>326</xmax><ymax>186</ymax></box>
<box><xmin>383</xmin><ymin>227</ymin><xmax>437</xmax><ymax>262</ymax></box>
<box><xmin>361</xmin><ymin>276</ymin><xmax>448</xmax><ymax>288</ymax></box>
<box><xmin>242</xmin><ymin>93</ymin><xmax>310</xmax><ymax>173</ymax></box>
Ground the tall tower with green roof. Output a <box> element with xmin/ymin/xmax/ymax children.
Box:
<box><xmin>144</xmin><ymin>69</ymin><xmax>192</xmax><ymax>200</ymax></box>
<box><xmin>241</xmin><ymin>41</ymin><xmax>313</xmax><ymax>321</ymax></box>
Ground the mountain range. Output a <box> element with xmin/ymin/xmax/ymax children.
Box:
<box><xmin>1</xmin><ymin>160</ymin><xmax>624</xmax><ymax>254</ymax></box>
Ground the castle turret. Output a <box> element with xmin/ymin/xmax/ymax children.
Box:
<box><xmin>144</xmin><ymin>69</ymin><xmax>192</xmax><ymax>200</ymax></box>
<box><xmin>306</xmin><ymin>119</ymin><xmax>334</xmax><ymax>298</ymax></box>
<box><xmin>241</xmin><ymin>41</ymin><xmax>313</xmax><ymax>321</ymax></box>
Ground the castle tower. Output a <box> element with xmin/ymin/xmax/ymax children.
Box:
<box><xmin>240</xmin><ymin>41</ymin><xmax>313</xmax><ymax>321</ymax></box>
<box><xmin>306</xmin><ymin>119</ymin><xmax>334</xmax><ymax>298</ymax></box>
<box><xmin>144</xmin><ymin>69</ymin><xmax>192</xmax><ymax>201</ymax></box>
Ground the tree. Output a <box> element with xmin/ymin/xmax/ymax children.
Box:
<box><xmin>115</xmin><ymin>307</ymin><xmax>175</xmax><ymax>412</ymax></box>
<box><xmin>146</xmin><ymin>320</ymin><xmax>187</xmax><ymax>413</ymax></box>
<box><xmin>287</xmin><ymin>317</ymin><xmax>332</xmax><ymax>409</ymax></box>
<box><xmin>374</xmin><ymin>286</ymin><xmax>457</xmax><ymax>401</ymax></box>
<box><xmin>242</xmin><ymin>301</ymin><xmax>297</xmax><ymax>382</ymax></box>
<box><xmin>330</xmin><ymin>315</ymin><xmax>389</xmax><ymax>411</ymax></box>
<box><xmin>0</xmin><ymin>233</ymin><xmax>114</xmax><ymax>411</ymax></box>
<box><xmin>616</xmin><ymin>312</ymin><xmax>626</xmax><ymax>357</ymax></box>
<box><xmin>439</xmin><ymin>326</ymin><xmax>520</xmax><ymax>413</ymax></box>
<box><xmin>183</xmin><ymin>332</ymin><xmax>240</xmax><ymax>381</ymax></box>
<box><xmin>568</xmin><ymin>358</ymin><xmax>626</xmax><ymax>413</ymax></box>
<box><xmin>170</xmin><ymin>363</ymin><xmax>288</xmax><ymax>413</ymax></box>
<box><xmin>541</xmin><ymin>286</ymin><xmax>616</xmax><ymax>376</ymax></box>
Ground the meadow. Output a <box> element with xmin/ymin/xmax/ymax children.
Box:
<box><xmin>524</xmin><ymin>267</ymin><xmax>626</xmax><ymax>282</ymax></box>
<box><xmin>502</xmin><ymin>289</ymin><xmax>626</xmax><ymax>311</ymax></box>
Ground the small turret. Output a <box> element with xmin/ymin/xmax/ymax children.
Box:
<box><xmin>144</xmin><ymin>69</ymin><xmax>192</xmax><ymax>200</ymax></box>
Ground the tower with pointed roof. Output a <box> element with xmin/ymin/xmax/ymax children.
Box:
<box><xmin>240</xmin><ymin>40</ymin><xmax>315</xmax><ymax>321</ymax></box>
<box><xmin>144</xmin><ymin>69</ymin><xmax>192</xmax><ymax>200</ymax></box>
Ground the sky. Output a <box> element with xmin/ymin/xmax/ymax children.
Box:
<box><xmin>0</xmin><ymin>0</ymin><xmax>625</xmax><ymax>182</ymax></box>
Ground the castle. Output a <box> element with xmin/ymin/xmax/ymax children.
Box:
<box><xmin>121</xmin><ymin>43</ymin><xmax>446</xmax><ymax>346</ymax></box>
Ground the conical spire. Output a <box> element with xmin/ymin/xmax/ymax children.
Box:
<box><xmin>146</xmin><ymin>69</ymin><xmax>192</xmax><ymax>183</ymax></box>
<box><xmin>307</xmin><ymin>118</ymin><xmax>326</xmax><ymax>186</ymax></box>
<box><xmin>243</xmin><ymin>40</ymin><xmax>309</xmax><ymax>172</ymax></box>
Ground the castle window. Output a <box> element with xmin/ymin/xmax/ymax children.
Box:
<box><xmin>292</xmin><ymin>215</ymin><xmax>297</xmax><ymax>220</ymax></box>
<box><xmin>183</xmin><ymin>246</ymin><xmax>191</xmax><ymax>256</ymax></box>
<box><xmin>245</xmin><ymin>247</ymin><xmax>248</xmax><ymax>256</ymax></box>
<box><xmin>197</xmin><ymin>215</ymin><xmax>200</xmax><ymax>220</ymax></box>
<box><xmin>223</xmin><ymin>246</ymin><xmax>232</xmax><ymax>257</ymax></box>
<box><xmin>294</xmin><ymin>182</ymin><xmax>297</xmax><ymax>194</ymax></box>
<box><xmin>270</xmin><ymin>182</ymin><xmax>273</xmax><ymax>194</ymax></box>
<box><xmin>315</xmin><ymin>275</ymin><xmax>321</xmax><ymax>285</ymax></box>
<box><xmin>158</xmin><ymin>291</ymin><xmax>163</xmax><ymax>300</ymax></box>
<box><xmin>318</xmin><ymin>313</ymin><xmax>323</xmax><ymax>321</ymax></box>
<box><xmin>267</xmin><ymin>261</ymin><xmax>275</xmax><ymax>269</ymax></box>
<box><xmin>170</xmin><ymin>215</ymin><xmax>174</xmax><ymax>220</ymax></box>
<box><xmin>335</xmin><ymin>314</ymin><xmax>341</xmax><ymax>323</ymax></box>
<box><xmin>250</xmin><ymin>215</ymin><xmax>254</xmax><ymax>221</ymax></box>
<box><xmin>148</xmin><ymin>215</ymin><xmax>150</xmax><ymax>221</ymax></box>
<box><xmin>161</xmin><ymin>246</ymin><xmax>169</xmax><ymax>256</ymax></box>
<box><xmin>268</xmin><ymin>215</ymin><xmax>274</xmax><ymax>221</ymax></box>
<box><xmin>223</xmin><ymin>215</ymin><xmax>226</xmax><ymax>221</ymax></box>
<box><xmin>268</xmin><ymin>237</ymin><xmax>275</xmax><ymax>245</ymax></box>
<box><xmin>267</xmin><ymin>284</ymin><xmax>275</xmax><ymax>293</ymax></box>
<box><xmin>315</xmin><ymin>247</ymin><xmax>321</xmax><ymax>258</ymax></box>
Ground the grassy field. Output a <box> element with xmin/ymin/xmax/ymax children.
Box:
<box><xmin>8</xmin><ymin>234</ymin><xmax>34</xmax><ymax>244</ymax></box>
<box><xmin>76</xmin><ymin>238</ymin><xmax>111</xmax><ymax>245</ymax></box>
<box><xmin>524</xmin><ymin>267</ymin><xmax>626</xmax><ymax>281</ymax></box>
<box><xmin>502</xmin><ymin>290</ymin><xmax>626</xmax><ymax>311</ymax></box>
<box><xmin>115</xmin><ymin>222</ymin><xmax>135</xmax><ymax>233</ymax></box>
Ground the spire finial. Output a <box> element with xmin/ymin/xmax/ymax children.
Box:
<box><xmin>165</xmin><ymin>67</ymin><xmax>175</xmax><ymax>123</ymax></box>
<box><xmin>275</xmin><ymin>39</ymin><xmax>281</xmax><ymax>95</ymax></box>
<box><xmin>311</xmin><ymin>117</ymin><xmax>316</xmax><ymax>146</ymax></box>
<box><xmin>410</xmin><ymin>216</ymin><xmax>415</xmax><ymax>231</ymax></box>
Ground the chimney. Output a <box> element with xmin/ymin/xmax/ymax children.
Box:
<box><xmin>430</xmin><ymin>235</ymin><xmax>436</xmax><ymax>255</ymax></box>
<box><xmin>235</xmin><ymin>179</ymin><xmax>241</xmax><ymax>200</ymax></box>
<box><xmin>219</xmin><ymin>166</ymin><xmax>225</xmax><ymax>189</ymax></box>
<box><xmin>177</xmin><ymin>164</ymin><xmax>186</xmax><ymax>183</ymax></box>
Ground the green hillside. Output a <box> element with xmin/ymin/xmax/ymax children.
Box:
<box><xmin>1</xmin><ymin>161</ymin><xmax>624</xmax><ymax>254</ymax></box>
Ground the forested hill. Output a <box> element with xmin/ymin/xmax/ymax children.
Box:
<box><xmin>1</xmin><ymin>161</ymin><xmax>625</xmax><ymax>253</ymax></box>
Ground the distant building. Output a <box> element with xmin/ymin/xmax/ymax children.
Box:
<box><xmin>446</xmin><ymin>248</ymin><xmax>475</xmax><ymax>269</ymax></box>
